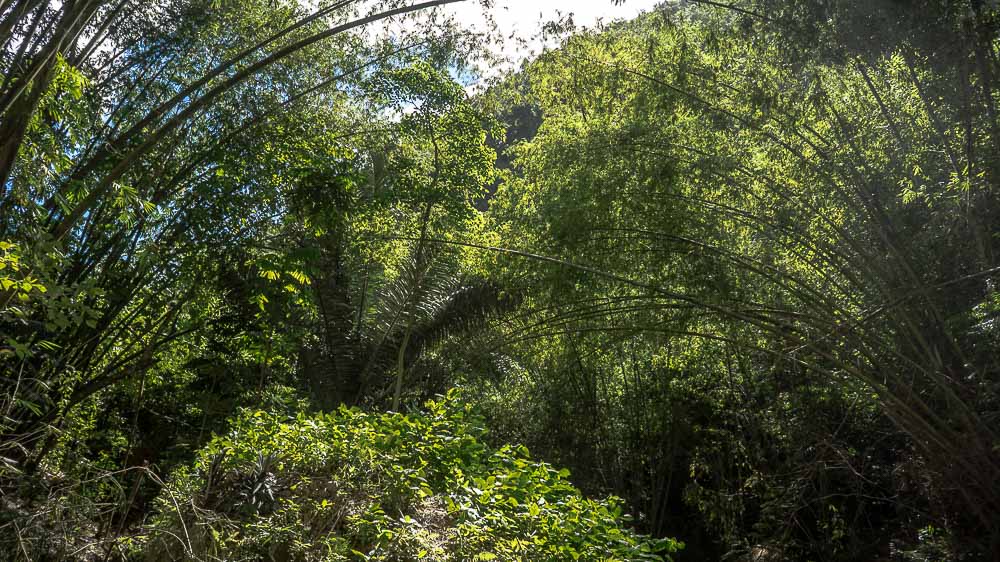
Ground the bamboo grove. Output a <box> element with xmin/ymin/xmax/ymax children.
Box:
<box><xmin>1</xmin><ymin>1</ymin><xmax>999</xmax><ymax>560</ymax></box>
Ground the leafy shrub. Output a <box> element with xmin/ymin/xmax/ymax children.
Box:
<box><xmin>139</xmin><ymin>390</ymin><xmax>681</xmax><ymax>561</ymax></box>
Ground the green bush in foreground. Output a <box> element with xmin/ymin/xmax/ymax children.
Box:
<box><xmin>139</xmin><ymin>390</ymin><xmax>681</xmax><ymax>561</ymax></box>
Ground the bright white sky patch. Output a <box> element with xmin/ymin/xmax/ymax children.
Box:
<box><xmin>439</xmin><ymin>0</ymin><xmax>662</xmax><ymax>84</ymax></box>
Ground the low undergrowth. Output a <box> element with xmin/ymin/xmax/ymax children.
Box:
<box><xmin>136</xmin><ymin>390</ymin><xmax>681</xmax><ymax>561</ymax></box>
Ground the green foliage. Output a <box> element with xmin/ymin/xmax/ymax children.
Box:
<box><xmin>3</xmin><ymin>1</ymin><xmax>1000</xmax><ymax>560</ymax></box>
<box><xmin>0</xmin><ymin>240</ymin><xmax>46</xmax><ymax>317</ymax></box>
<box><xmin>141</xmin><ymin>391</ymin><xmax>679</xmax><ymax>561</ymax></box>
<box><xmin>467</xmin><ymin>3</ymin><xmax>1000</xmax><ymax>559</ymax></box>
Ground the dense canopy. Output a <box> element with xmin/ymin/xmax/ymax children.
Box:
<box><xmin>2</xmin><ymin>1</ymin><xmax>999</xmax><ymax>560</ymax></box>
